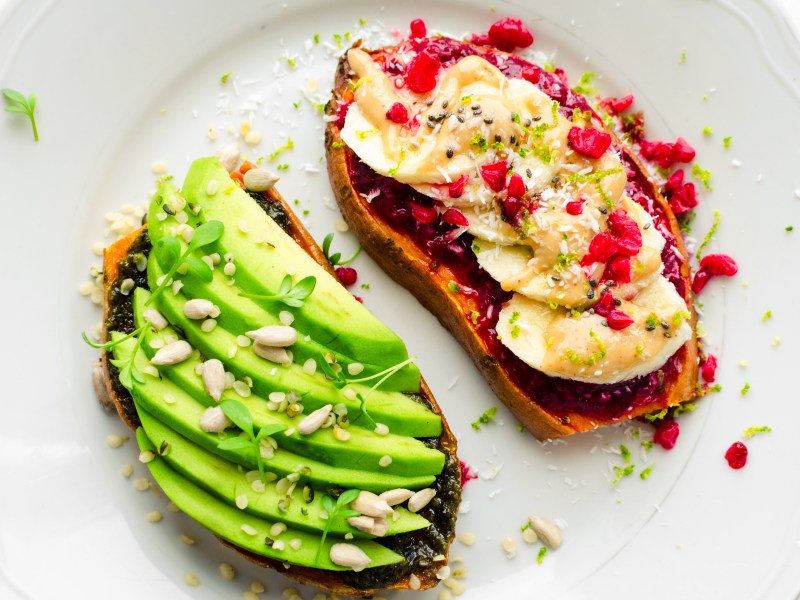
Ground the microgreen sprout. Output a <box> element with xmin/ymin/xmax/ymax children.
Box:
<box><xmin>216</xmin><ymin>399</ymin><xmax>287</xmax><ymax>483</ymax></box>
<box><xmin>315</xmin><ymin>489</ymin><xmax>361</xmax><ymax>565</ymax></box>
<box><xmin>322</xmin><ymin>233</ymin><xmax>362</xmax><ymax>268</ymax></box>
<box><xmin>318</xmin><ymin>355</ymin><xmax>416</xmax><ymax>429</ymax></box>
<box><xmin>146</xmin><ymin>220</ymin><xmax>225</xmax><ymax>305</ymax></box>
<box><xmin>240</xmin><ymin>274</ymin><xmax>317</xmax><ymax>308</ymax></box>
<box><xmin>82</xmin><ymin>324</ymin><xmax>149</xmax><ymax>388</ymax></box>
<box><xmin>2</xmin><ymin>88</ymin><xmax>39</xmax><ymax>141</ymax></box>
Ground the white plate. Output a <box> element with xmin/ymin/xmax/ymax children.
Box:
<box><xmin>1</xmin><ymin>0</ymin><xmax>799</xmax><ymax>598</ymax></box>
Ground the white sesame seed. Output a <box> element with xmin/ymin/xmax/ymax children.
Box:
<box><xmin>219</xmin><ymin>563</ymin><xmax>236</xmax><ymax>581</ymax></box>
<box><xmin>138</xmin><ymin>450</ymin><xmax>155</xmax><ymax>464</ymax></box>
<box><xmin>289</xmin><ymin>538</ymin><xmax>302</xmax><ymax>550</ymax></box>
<box><xmin>334</xmin><ymin>218</ymin><xmax>349</xmax><ymax>232</ymax></box>
<box><xmin>224</xmin><ymin>262</ymin><xmax>237</xmax><ymax>276</ymax></box>
<box><xmin>238</xmin><ymin>219</ymin><xmax>250</xmax><ymax>233</ymax></box>
<box><xmin>146</xmin><ymin>511</ymin><xmax>163</xmax><ymax>523</ymax></box>
<box><xmin>501</xmin><ymin>535</ymin><xmax>516</xmax><ymax>558</ymax></box>
<box><xmin>244</xmin><ymin>131</ymin><xmax>263</xmax><ymax>145</ymax></box>
<box><xmin>279</xmin><ymin>310</ymin><xmax>294</xmax><ymax>325</ymax></box>
<box><xmin>347</xmin><ymin>362</ymin><xmax>364</xmax><ymax>375</ymax></box>
<box><xmin>183</xmin><ymin>573</ymin><xmax>200</xmax><ymax>587</ymax></box>
<box><xmin>106</xmin><ymin>434</ymin><xmax>128</xmax><ymax>448</ymax></box>
<box><xmin>243</xmin><ymin>592</ymin><xmax>259</xmax><ymax>600</ymax></box>
<box><xmin>236</xmin><ymin>494</ymin><xmax>249</xmax><ymax>510</ymax></box>
<box><xmin>133</xmin><ymin>477</ymin><xmax>150</xmax><ymax>491</ymax></box>
<box><xmin>250</xmin><ymin>581</ymin><xmax>265</xmax><ymax>593</ymax></box>
<box><xmin>151</xmin><ymin>161</ymin><xmax>167</xmax><ymax>174</ymax></box>
<box><xmin>374</xmin><ymin>423</ymin><xmax>389</xmax><ymax>436</ymax></box>
<box><xmin>241</xmin><ymin>524</ymin><xmax>258</xmax><ymax>535</ymax></box>
<box><xmin>438</xmin><ymin>588</ymin><xmax>454</xmax><ymax>600</ymax></box>
<box><xmin>180</xmin><ymin>534</ymin><xmax>195</xmax><ymax>545</ymax></box>
<box><xmin>522</xmin><ymin>527</ymin><xmax>539</xmax><ymax>544</ymax></box>
<box><xmin>458</xmin><ymin>531</ymin><xmax>476</xmax><ymax>546</ymax></box>
<box><xmin>121</xmin><ymin>463</ymin><xmax>134</xmax><ymax>478</ymax></box>
<box><xmin>302</xmin><ymin>358</ymin><xmax>317</xmax><ymax>374</ymax></box>
<box><xmin>201</xmin><ymin>318</ymin><xmax>217</xmax><ymax>332</ymax></box>
<box><xmin>379</xmin><ymin>455</ymin><xmax>392</xmax><ymax>467</ymax></box>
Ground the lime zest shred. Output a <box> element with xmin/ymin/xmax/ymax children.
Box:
<box><xmin>695</xmin><ymin>210</ymin><xmax>721</xmax><ymax>260</ymax></box>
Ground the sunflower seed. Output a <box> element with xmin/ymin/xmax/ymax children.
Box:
<box><xmin>243</xmin><ymin>168</ymin><xmax>280</xmax><ymax>192</ymax></box>
<box><xmin>346</xmin><ymin>515</ymin><xmax>375</xmax><ymax>534</ymax></box>
<box><xmin>218</xmin><ymin>142</ymin><xmax>240</xmax><ymax>173</ymax></box>
<box><xmin>378</xmin><ymin>488</ymin><xmax>414</xmax><ymax>506</ymax></box>
<box><xmin>329</xmin><ymin>543</ymin><xmax>372</xmax><ymax>572</ymax></box>
<box><xmin>352</xmin><ymin>490</ymin><xmax>393</xmax><ymax>518</ymax></box>
<box><xmin>297</xmin><ymin>404</ymin><xmax>333</xmax><ymax>435</ymax></box>
<box><xmin>184</xmin><ymin>299</ymin><xmax>218</xmax><ymax>320</ymax></box>
<box><xmin>528</xmin><ymin>515</ymin><xmax>562</xmax><ymax>549</ymax></box>
<box><xmin>150</xmin><ymin>340</ymin><xmax>192</xmax><ymax>365</ymax></box>
<box><xmin>200</xmin><ymin>406</ymin><xmax>231</xmax><ymax>433</ymax></box>
<box><xmin>252</xmin><ymin>343</ymin><xmax>290</xmax><ymax>364</ymax></box>
<box><xmin>201</xmin><ymin>359</ymin><xmax>225</xmax><ymax>401</ymax></box>
<box><xmin>245</xmin><ymin>325</ymin><xmax>297</xmax><ymax>347</ymax></box>
<box><xmin>142</xmin><ymin>308</ymin><xmax>168</xmax><ymax>330</ymax></box>
<box><xmin>408</xmin><ymin>488</ymin><xmax>436</xmax><ymax>513</ymax></box>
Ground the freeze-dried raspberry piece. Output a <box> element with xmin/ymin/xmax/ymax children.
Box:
<box><xmin>409</xmin><ymin>18</ymin><xmax>427</xmax><ymax>39</ymax></box>
<box><xmin>654</xmin><ymin>420</ymin><xmax>680</xmax><ymax>450</ymax></box>
<box><xmin>385</xmin><ymin>102</ymin><xmax>409</xmax><ymax>124</ymax></box>
<box><xmin>405</xmin><ymin>51</ymin><xmax>440</xmax><ymax>93</ymax></box>
<box><xmin>506</xmin><ymin>173</ymin><xmax>526</xmax><ymax>199</ymax></box>
<box><xmin>488</xmin><ymin>17</ymin><xmax>534</xmax><ymax>52</ymax></box>
<box><xmin>480</xmin><ymin>161</ymin><xmax>508</xmax><ymax>192</ymax></box>
<box><xmin>607</xmin><ymin>210</ymin><xmax>643</xmax><ymax>257</ymax></box>
<box><xmin>568</xmin><ymin>126</ymin><xmax>612</xmax><ymax>159</ymax></box>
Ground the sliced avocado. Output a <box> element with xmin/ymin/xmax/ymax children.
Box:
<box><xmin>175</xmin><ymin>158</ymin><xmax>419</xmax><ymax>388</ymax></box>
<box><xmin>112</xmin><ymin>335</ymin><xmax>438</xmax><ymax>492</ymax></box>
<box><xmin>133</xmin><ymin>289</ymin><xmax>445</xmax><ymax>477</ymax></box>
<box><xmin>138</xmin><ymin>409</ymin><xmax>430</xmax><ymax>537</ymax></box>
<box><xmin>146</xmin><ymin>190</ymin><xmax>415</xmax><ymax>389</ymax></box>
<box><xmin>135</xmin><ymin>427</ymin><xmax>405</xmax><ymax>571</ymax></box>
<box><xmin>145</xmin><ymin>260</ymin><xmax>441</xmax><ymax>438</ymax></box>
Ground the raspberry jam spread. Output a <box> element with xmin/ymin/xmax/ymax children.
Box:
<box><xmin>342</xmin><ymin>36</ymin><xmax>688</xmax><ymax>422</ymax></box>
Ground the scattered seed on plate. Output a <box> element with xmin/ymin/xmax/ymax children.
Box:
<box><xmin>180</xmin><ymin>534</ymin><xmax>195</xmax><ymax>545</ymax></box>
<box><xmin>146</xmin><ymin>511</ymin><xmax>163</xmax><ymax>523</ymax></box>
<box><xmin>106</xmin><ymin>434</ymin><xmax>128</xmax><ymax>448</ymax></box>
<box><xmin>133</xmin><ymin>477</ymin><xmax>150</xmax><ymax>491</ymax></box>
<box><xmin>183</xmin><ymin>573</ymin><xmax>200</xmax><ymax>587</ymax></box>
<box><xmin>219</xmin><ymin>562</ymin><xmax>236</xmax><ymax>581</ymax></box>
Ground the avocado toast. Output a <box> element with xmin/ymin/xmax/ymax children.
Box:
<box><xmin>95</xmin><ymin>157</ymin><xmax>460</xmax><ymax>595</ymax></box>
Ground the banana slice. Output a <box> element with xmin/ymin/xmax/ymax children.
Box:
<box><xmin>496</xmin><ymin>275</ymin><xmax>691</xmax><ymax>384</ymax></box>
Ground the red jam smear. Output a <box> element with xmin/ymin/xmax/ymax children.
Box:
<box><xmin>344</xmin><ymin>37</ymin><xmax>686</xmax><ymax>422</ymax></box>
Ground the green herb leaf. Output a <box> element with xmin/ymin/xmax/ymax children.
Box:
<box><xmin>2</xmin><ymin>88</ymin><xmax>38</xmax><ymax>141</ymax></box>
<box><xmin>184</xmin><ymin>255</ymin><xmax>213</xmax><ymax>282</ymax></box>
<box><xmin>256</xmin><ymin>423</ymin><xmax>288</xmax><ymax>440</ymax></box>
<box><xmin>155</xmin><ymin>236</ymin><xmax>181</xmax><ymax>270</ymax></box>
<box><xmin>338</xmin><ymin>509</ymin><xmax>361</xmax><ymax>519</ymax></box>
<box><xmin>220</xmin><ymin>399</ymin><xmax>255</xmax><ymax>437</ymax></box>
<box><xmin>337</xmin><ymin>488</ymin><xmax>360</xmax><ymax>507</ymax></box>
<box><xmin>217</xmin><ymin>436</ymin><xmax>253</xmax><ymax>451</ymax></box>
<box><xmin>321</xmin><ymin>495</ymin><xmax>335</xmax><ymax>514</ymax></box>
<box><xmin>188</xmin><ymin>220</ymin><xmax>224</xmax><ymax>251</ymax></box>
<box><xmin>289</xmin><ymin>275</ymin><xmax>317</xmax><ymax>300</ymax></box>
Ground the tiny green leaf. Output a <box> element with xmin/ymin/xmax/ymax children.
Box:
<box><xmin>338</xmin><ymin>509</ymin><xmax>361</xmax><ymax>519</ymax></box>
<box><xmin>3</xmin><ymin>88</ymin><xmax>39</xmax><ymax>141</ymax></box>
<box><xmin>256</xmin><ymin>423</ymin><xmax>288</xmax><ymax>439</ymax></box>
<box><xmin>188</xmin><ymin>220</ymin><xmax>224</xmax><ymax>250</ymax></box>
<box><xmin>321</xmin><ymin>495</ymin><xmax>335</xmax><ymax>513</ymax></box>
<box><xmin>220</xmin><ymin>399</ymin><xmax>254</xmax><ymax>437</ymax></box>
<box><xmin>289</xmin><ymin>275</ymin><xmax>316</xmax><ymax>299</ymax></box>
<box><xmin>278</xmin><ymin>274</ymin><xmax>293</xmax><ymax>295</ymax></box>
<box><xmin>217</xmin><ymin>436</ymin><xmax>253</xmax><ymax>451</ymax></box>
<box><xmin>155</xmin><ymin>236</ymin><xmax>181</xmax><ymax>270</ymax></box>
<box><xmin>184</xmin><ymin>255</ymin><xmax>213</xmax><ymax>282</ymax></box>
<box><xmin>337</xmin><ymin>488</ymin><xmax>360</xmax><ymax>507</ymax></box>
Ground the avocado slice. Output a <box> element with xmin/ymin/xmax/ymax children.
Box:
<box><xmin>112</xmin><ymin>334</ymin><xmax>439</xmax><ymax>493</ymax></box>
<box><xmin>135</xmin><ymin>427</ymin><xmax>405</xmax><ymax>571</ymax></box>
<box><xmin>137</xmin><ymin>409</ymin><xmax>430</xmax><ymax>537</ymax></box>
<box><xmin>175</xmin><ymin>158</ymin><xmax>419</xmax><ymax>388</ymax></box>
<box><xmin>132</xmin><ymin>288</ymin><xmax>445</xmax><ymax>478</ymax></box>
<box><xmin>146</xmin><ymin>184</ymin><xmax>418</xmax><ymax>392</ymax></box>
<box><xmin>145</xmin><ymin>259</ymin><xmax>441</xmax><ymax>438</ymax></box>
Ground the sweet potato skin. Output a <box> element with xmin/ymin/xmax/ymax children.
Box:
<box><xmin>325</xmin><ymin>42</ymin><xmax>698</xmax><ymax>440</ymax></box>
<box><xmin>99</xmin><ymin>185</ymin><xmax>458</xmax><ymax>596</ymax></box>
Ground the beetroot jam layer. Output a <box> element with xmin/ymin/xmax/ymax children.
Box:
<box><xmin>343</xmin><ymin>37</ymin><xmax>686</xmax><ymax>422</ymax></box>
